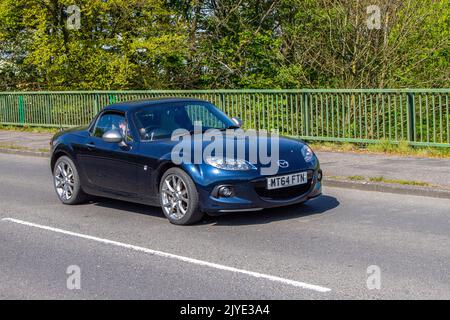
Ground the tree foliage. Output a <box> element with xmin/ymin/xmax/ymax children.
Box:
<box><xmin>0</xmin><ymin>0</ymin><xmax>448</xmax><ymax>90</ymax></box>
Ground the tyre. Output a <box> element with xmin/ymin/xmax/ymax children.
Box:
<box><xmin>53</xmin><ymin>155</ymin><xmax>88</xmax><ymax>205</ymax></box>
<box><xmin>159</xmin><ymin>167</ymin><xmax>204</xmax><ymax>225</ymax></box>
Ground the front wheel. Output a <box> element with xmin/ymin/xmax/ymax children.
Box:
<box><xmin>53</xmin><ymin>155</ymin><xmax>88</xmax><ymax>205</ymax></box>
<box><xmin>159</xmin><ymin>168</ymin><xmax>204</xmax><ymax>225</ymax></box>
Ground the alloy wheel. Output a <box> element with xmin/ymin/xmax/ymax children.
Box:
<box><xmin>161</xmin><ymin>174</ymin><xmax>189</xmax><ymax>220</ymax></box>
<box><xmin>54</xmin><ymin>160</ymin><xmax>75</xmax><ymax>201</ymax></box>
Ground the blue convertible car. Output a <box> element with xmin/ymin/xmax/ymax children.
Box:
<box><xmin>50</xmin><ymin>98</ymin><xmax>322</xmax><ymax>225</ymax></box>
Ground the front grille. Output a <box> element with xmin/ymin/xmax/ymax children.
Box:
<box><xmin>253</xmin><ymin>170</ymin><xmax>314</xmax><ymax>200</ymax></box>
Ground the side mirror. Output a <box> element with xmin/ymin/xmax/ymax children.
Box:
<box><xmin>231</xmin><ymin>117</ymin><xmax>243</xmax><ymax>128</ymax></box>
<box><xmin>102</xmin><ymin>129</ymin><xmax>123</xmax><ymax>143</ymax></box>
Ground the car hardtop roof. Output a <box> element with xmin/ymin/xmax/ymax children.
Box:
<box><xmin>104</xmin><ymin>97</ymin><xmax>209</xmax><ymax>112</ymax></box>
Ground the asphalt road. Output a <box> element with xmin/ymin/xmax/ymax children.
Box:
<box><xmin>0</xmin><ymin>153</ymin><xmax>449</xmax><ymax>299</ymax></box>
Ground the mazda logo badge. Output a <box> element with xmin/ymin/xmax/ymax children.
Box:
<box><xmin>277</xmin><ymin>160</ymin><xmax>289</xmax><ymax>168</ymax></box>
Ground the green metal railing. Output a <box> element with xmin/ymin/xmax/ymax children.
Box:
<box><xmin>0</xmin><ymin>89</ymin><xmax>449</xmax><ymax>147</ymax></box>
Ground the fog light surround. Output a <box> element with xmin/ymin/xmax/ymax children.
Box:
<box><xmin>317</xmin><ymin>169</ymin><xmax>323</xmax><ymax>182</ymax></box>
<box><xmin>213</xmin><ymin>185</ymin><xmax>235</xmax><ymax>198</ymax></box>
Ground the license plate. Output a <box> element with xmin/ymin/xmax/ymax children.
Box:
<box><xmin>266</xmin><ymin>172</ymin><xmax>308</xmax><ymax>190</ymax></box>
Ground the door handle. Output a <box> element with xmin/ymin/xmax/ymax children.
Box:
<box><xmin>86</xmin><ymin>142</ymin><xmax>95</xmax><ymax>149</ymax></box>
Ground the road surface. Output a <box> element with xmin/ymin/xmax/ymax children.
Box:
<box><xmin>0</xmin><ymin>153</ymin><xmax>449</xmax><ymax>299</ymax></box>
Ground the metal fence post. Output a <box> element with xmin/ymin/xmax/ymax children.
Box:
<box><xmin>407</xmin><ymin>92</ymin><xmax>415</xmax><ymax>143</ymax></box>
<box><xmin>18</xmin><ymin>95</ymin><xmax>25</xmax><ymax>124</ymax></box>
<box><xmin>109</xmin><ymin>93</ymin><xmax>119</xmax><ymax>105</ymax></box>
<box><xmin>94</xmin><ymin>94</ymin><xmax>100</xmax><ymax>114</ymax></box>
<box><xmin>302</xmin><ymin>92</ymin><xmax>309</xmax><ymax>136</ymax></box>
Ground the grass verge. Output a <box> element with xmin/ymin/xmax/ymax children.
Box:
<box><xmin>0</xmin><ymin>124</ymin><xmax>59</xmax><ymax>134</ymax></box>
<box><xmin>368</xmin><ymin>176</ymin><xmax>432</xmax><ymax>187</ymax></box>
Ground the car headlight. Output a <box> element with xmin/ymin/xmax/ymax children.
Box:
<box><xmin>205</xmin><ymin>157</ymin><xmax>256</xmax><ymax>171</ymax></box>
<box><xmin>301</xmin><ymin>145</ymin><xmax>315</xmax><ymax>162</ymax></box>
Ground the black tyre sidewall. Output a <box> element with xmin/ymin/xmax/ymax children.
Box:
<box><xmin>159</xmin><ymin>167</ymin><xmax>203</xmax><ymax>225</ymax></box>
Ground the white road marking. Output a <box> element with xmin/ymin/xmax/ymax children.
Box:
<box><xmin>2</xmin><ymin>217</ymin><xmax>331</xmax><ymax>293</ymax></box>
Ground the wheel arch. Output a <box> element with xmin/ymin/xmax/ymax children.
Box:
<box><xmin>51</xmin><ymin>150</ymin><xmax>70</xmax><ymax>170</ymax></box>
<box><xmin>50</xmin><ymin>146</ymin><xmax>77</xmax><ymax>172</ymax></box>
<box><xmin>154</xmin><ymin>161</ymin><xmax>180</xmax><ymax>193</ymax></box>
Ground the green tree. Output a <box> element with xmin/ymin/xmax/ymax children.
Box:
<box><xmin>0</xmin><ymin>0</ymin><xmax>448</xmax><ymax>90</ymax></box>
<box><xmin>0</xmin><ymin>0</ymin><xmax>188</xmax><ymax>90</ymax></box>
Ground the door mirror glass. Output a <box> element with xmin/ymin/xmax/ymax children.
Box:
<box><xmin>102</xmin><ymin>129</ymin><xmax>123</xmax><ymax>143</ymax></box>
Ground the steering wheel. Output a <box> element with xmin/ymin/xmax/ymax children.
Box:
<box><xmin>141</xmin><ymin>125</ymin><xmax>159</xmax><ymax>140</ymax></box>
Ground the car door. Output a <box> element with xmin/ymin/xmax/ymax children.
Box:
<box><xmin>77</xmin><ymin>111</ymin><xmax>140</xmax><ymax>197</ymax></box>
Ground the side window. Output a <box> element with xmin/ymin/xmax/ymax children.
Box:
<box><xmin>93</xmin><ymin>113</ymin><xmax>131</xmax><ymax>140</ymax></box>
<box><xmin>185</xmin><ymin>104</ymin><xmax>224</xmax><ymax>129</ymax></box>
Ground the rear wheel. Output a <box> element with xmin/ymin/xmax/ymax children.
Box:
<box><xmin>53</xmin><ymin>156</ymin><xmax>88</xmax><ymax>205</ymax></box>
<box><xmin>159</xmin><ymin>168</ymin><xmax>204</xmax><ymax>225</ymax></box>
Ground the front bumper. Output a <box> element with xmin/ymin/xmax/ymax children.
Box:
<box><xmin>197</xmin><ymin>168</ymin><xmax>322</xmax><ymax>215</ymax></box>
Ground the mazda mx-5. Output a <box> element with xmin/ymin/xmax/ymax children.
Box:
<box><xmin>50</xmin><ymin>98</ymin><xmax>322</xmax><ymax>225</ymax></box>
